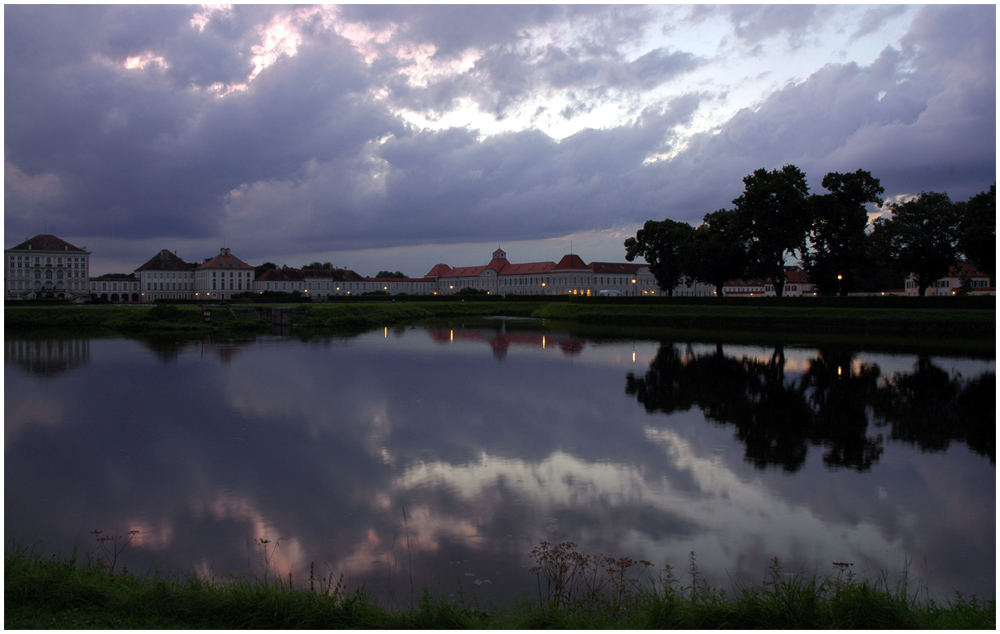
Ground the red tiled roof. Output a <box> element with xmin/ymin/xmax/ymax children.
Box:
<box><xmin>724</xmin><ymin>278</ymin><xmax>767</xmax><ymax>286</ymax></box>
<box><xmin>726</xmin><ymin>267</ymin><xmax>812</xmax><ymax>286</ymax></box>
<box><xmin>784</xmin><ymin>266</ymin><xmax>811</xmax><ymax>284</ymax></box>
<box><xmin>426</xmin><ymin>263</ymin><xmax>453</xmax><ymax>277</ymax></box>
<box><xmin>136</xmin><ymin>249</ymin><xmax>194</xmax><ymax>272</ymax></box>
<box><xmin>8</xmin><ymin>234</ymin><xmax>87</xmax><ymax>253</ymax></box>
<box><xmin>500</xmin><ymin>261</ymin><xmax>555</xmax><ymax>275</ymax></box>
<box><xmin>197</xmin><ymin>248</ymin><xmax>253</xmax><ymax>270</ymax></box>
<box><xmin>590</xmin><ymin>262</ymin><xmax>642</xmax><ymax>274</ymax></box>
<box><xmin>554</xmin><ymin>254</ymin><xmax>588</xmax><ymax>270</ymax></box>
<box><xmin>302</xmin><ymin>268</ymin><xmax>365</xmax><ymax>281</ymax></box>
<box><xmin>258</xmin><ymin>268</ymin><xmax>303</xmax><ymax>281</ymax></box>
<box><xmin>441</xmin><ymin>265</ymin><xmax>489</xmax><ymax>277</ymax></box>
<box><xmin>487</xmin><ymin>256</ymin><xmax>509</xmax><ymax>272</ymax></box>
<box><xmin>366</xmin><ymin>276</ymin><xmax>435</xmax><ymax>283</ymax></box>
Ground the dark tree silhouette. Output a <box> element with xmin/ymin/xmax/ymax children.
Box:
<box><xmin>804</xmin><ymin>170</ymin><xmax>884</xmax><ymax>296</ymax></box>
<box><xmin>624</xmin><ymin>219</ymin><xmax>694</xmax><ymax>295</ymax></box>
<box><xmin>873</xmin><ymin>192</ymin><xmax>961</xmax><ymax>296</ymax></box>
<box><xmin>799</xmin><ymin>349</ymin><xmax>883</xmax><ymax>470</ymax></box>
<box><xmin>687</xmin><ymin>209</ymin><xmax>747</xmax><ymax>296</ymax></box>
<box><xmin>732</xmin><ymin>165</ymin><xmax>811</xmax><ymax>297</ymax></box>
<box><xmin>626</xmin><ymin>344</ymin><xmax>992</xmax><ymax>471</ymax></box>
<box><xmin>957</xmin><ymin>184</ymin><xmax>996</xmax><ymax>280</ymax></box>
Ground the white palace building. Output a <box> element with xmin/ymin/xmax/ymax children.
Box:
<box><xmin>6</xmin><ymin>234</ymin><xmax>991</xmax><ymax>302</ymax></box>
<box><xmin>4</xmin><ymin>235</ymin><xmax>660</xmax><ymax>302</ymax></box>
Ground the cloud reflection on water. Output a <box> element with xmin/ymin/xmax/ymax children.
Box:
<box><xmin>3</xmin><ymin>328</ymin><xmax>994</xmax><ymax>604</ymax></box>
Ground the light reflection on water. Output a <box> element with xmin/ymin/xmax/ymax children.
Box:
<box><xmin>4</xmin><ymin>327</ymin><xmax>995</xmax><ymax>606</ymax></box>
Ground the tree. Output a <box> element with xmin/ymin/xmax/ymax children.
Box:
<box><xmin>686</xmin><ymin>209</ymin><xmax>747</xmax><ymax>297</ymax></box>
<box><xmin>376</xmin><ymin>270</ymin><xmax>407</xmax><ymax>278</ymax></box>
<box><xmin>254</xmin><ymin>262</ymin><xmax>278</xmax><ymax>277</ymax></box>
<box><xmin>873</xmin><ymin>191</ymin><xmax>961</xmax><ymax>296</ymax></box>
<box><xmin>859</xmin><ymin>225</ymin><xmax>907</xmax><ymax>293</ymax></box>
<box><xmin>304</xmin><ymin>261</ymin><xmax>333</xmax><ymax>270</ymax></box>
<box><xmin>804</xmin><ymin>170</ymin><xmax>884</xmax><ymax>296</ymax></box>
<box><xmin>958</xmin><ymin>184</ymin><xmax>995</xmax><ymax>280</ymax></box>
<box><xmin>732</xmin><ymin>165</ymin><xmax>811</xmax><ymax>297</ymax></box>
<box><xmin>624</xmin><ymin>219</ymin><xmax>694</xmax><ymax>296</ymax></box>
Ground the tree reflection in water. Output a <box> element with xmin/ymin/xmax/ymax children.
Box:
<box><xmin>626</xmin><ymin>344</ymin><xmax>994</xmax><ymax>472</ymax></box>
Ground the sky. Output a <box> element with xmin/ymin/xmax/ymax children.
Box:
<box><xmin>4</xmin><ymin>3</ymin><xmax>996</xmax><ymax>277</ymax></box>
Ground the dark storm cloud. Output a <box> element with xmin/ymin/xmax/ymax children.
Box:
<box><xmin>4</xmin><ymin>4</ymin><xmax>995</xmax><ymax>266</ymax></box>
<box><xmin>641</xmin><ymin>4</ymin><xmax>995</xmax><ymax>222</ymax></box>
<box><xmin>5</xmin><ymin>5</ymin><xmax>399</xmax><ymax>240</ymax></box>
<box><xmin>221</xmin><ymin>93</ymin><xmax>704</xmax><ymax>253</ymax></box>
<box><xmin>389</xmin><ymin>14</ymin><xmax>700</xmax><ymax>120</ymax></box>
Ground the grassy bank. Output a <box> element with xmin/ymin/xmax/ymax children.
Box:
<box><xmin>5</xmin><ymin>549</ymin><xmax>993</xmax><ymax>629</ymax></box>
<box><xmin>288</xmin><ymin>298</ymin><xmax>996</xmax><ymax>348</ymax></box>
<box><xmin>5</xmin><ymin>298</ymin><xmax>995</xmax><ymax>348</ymax></box>
<box><xmin>530</xmin><ymin>302</ymin><xmax>996</xmax><ymax>338</ymax></box>
<box><xmin>3</xmin><ymin>304</ymin><xmax>269</xmax><ymax>335</ymax></box>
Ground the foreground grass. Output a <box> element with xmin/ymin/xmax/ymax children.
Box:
<box><xmin>5</xmin><ymin>551</ymin><xmax>994</xmax><ymax>629</ymax></box>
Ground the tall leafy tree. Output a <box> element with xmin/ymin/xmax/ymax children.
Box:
<box><xmin>624</xmin><ymin>219</ymin><xmax>694</xmax><ymax>296</ymax></box>
<box><xmin>732</xmin><ymin>165</ymin><xmax>811</xmax><ymax>297</ymax></box>
<box><xmin>873</xmin><ymin>191</ymin><xmax>961</xmax><ymax>296</ymax></box>
<box><xmin>859</xmin><ymin>225</ymin><xmax>907</xmax><ymax>293</ymax></box>
<box><xmin>687</xmin><ymin>209</ymin><xmax>747</xmax><ymax>297</ymax></box>
<box><xmin>957</xmin><ymin>184</ymin><xmax>995</xmax><ymax>280</ymax></box>
<box><xmin>804</xmin><ymin>170</ymin><xmax>884</xmax><ymax>295</ymax></box>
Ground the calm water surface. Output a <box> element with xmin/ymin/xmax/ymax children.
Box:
<box><xmin>5</xmin><ymin>325</ymin><xmax>995</xmax><ymax>606</ymax></box>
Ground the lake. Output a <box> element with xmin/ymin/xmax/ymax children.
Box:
<box><xmin>4</xmin><ymin>324</ymin><xmax>995</xmax><ymax>607</ymax></box>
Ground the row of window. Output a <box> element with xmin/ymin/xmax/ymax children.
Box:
<box><xmin>905</xmin><ymin>278</ymin><xmax>990</xmax><ymax>289</ymax></box>
<box><xmin>447</xmin><ymin>275</ymin><xmax>644</xmax><ymax>287</ymax></box>
<box><xmin>7</xmin><ymin>280</ymin><xmax>88</xmax><ymax>290</ymax></box>
<box><xmin>8</xmin><ymin>255</ymin><xmax>87</xmax><ymax>266</ymax></box>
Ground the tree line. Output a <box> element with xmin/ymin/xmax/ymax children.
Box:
<box><xmin>625</xmin><ymin>165</ymin><xmax>995</xmax><ymax>296</ymax></box>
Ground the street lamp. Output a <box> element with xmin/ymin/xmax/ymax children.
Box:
<box><xmin>837</xmin><ymin>273</ymin><xmax>844</xmax><ymax>297</ymax></box>
<box><xmin>631</xmin><ymin>278</ymin><xmax>637</xmax><ymax>296</ymax></box>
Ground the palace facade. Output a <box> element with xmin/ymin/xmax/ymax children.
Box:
<box><xmin>4</xmin><ymin>234</ymin><xmax>91</xmax><ymax>301</ymax></box>
<box><xmin>3</xmin><ymin>236</ymin><xmax>659</xmax><ymax>301</ymax></box>
<box><xmin>6</xmin><ymin>234</ymin><xmax>992</xmax><ymax>302</ymax></box>
<box><xmin>248</xmin><ymin>248</ymin><xmax>660</xmax><ymax>298</ymax></box>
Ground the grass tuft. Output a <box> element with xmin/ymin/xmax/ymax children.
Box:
<box><xmin>6</xmin><ymin>546</ymin><xmax>993</xmax><ymax>629</ymax></box>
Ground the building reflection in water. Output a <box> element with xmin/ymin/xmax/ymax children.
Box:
<box><xmin>5</xmin><ymin>338</ymin><xmax>90</xmax><ymax>376</ymax></box>
<box><xmin>426</xmin><ymin>325</ymin><xmax>587</xmax><ymax>360</ymax></box>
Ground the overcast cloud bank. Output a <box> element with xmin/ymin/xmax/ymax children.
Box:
<box><xmin>4</xmin><ymin>4</ymin><xmax>994</xmax><ymax>276</ymax></box>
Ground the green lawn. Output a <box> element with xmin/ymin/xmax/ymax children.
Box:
<box><xmin>5</xmin><ymin>299</ymin><xmax>994</xmax><ymax>348</ymax></box>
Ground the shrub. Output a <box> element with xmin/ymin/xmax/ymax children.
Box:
<box><xmin>147</xmin><ymin>304</ymin><xmax>181</xmax><ymax>321</ymax></box>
